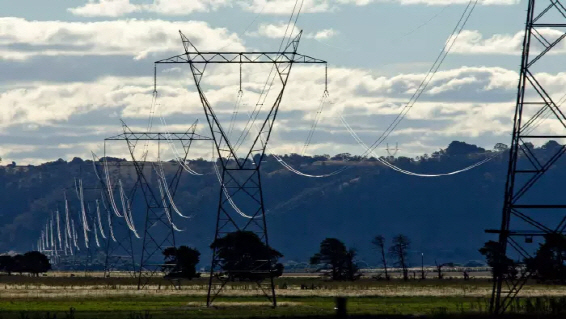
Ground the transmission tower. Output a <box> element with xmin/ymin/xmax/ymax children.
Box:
<box><xmin>106</xmin><ymin>121</ymin><xmax>212</xmax><ymax>289</ymax></box>
<box><xmin>156</xmin><ymin>31</ymin><xmax>328</xmax><ymax>306</ymax></box>
<box><xmin>487</xmin><ymin>0</ymin><xmax>566</xmax><ymax>313</ymax></box>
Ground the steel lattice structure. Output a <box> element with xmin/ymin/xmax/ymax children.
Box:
<box><xmin>105</xmin><ymin>121</ymin><xmax>212</xmax><ymax>289</ymax></box>
<box><xmin>156</xmin><ymin>31</ymin><xmax>328</xmax><ymax>307</ymax></box>
<box><xmin>487</xmin><ymin>0</ymin><xmax>566</xmax><ymax>313</ymax></box>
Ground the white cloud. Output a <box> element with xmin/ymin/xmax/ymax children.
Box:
<box><xmin>69</xmin><ymin>0</ymin><xmax>230</xmax><ymax>17</ymax></box>
<box><xmin>68</xmin><ymin>0</ymin><xmax>139</xmax><ymax>17</ymax></box>
<box><xmin>245</xmin><ymin>23</ymin><xmax>301</xmax><ymax>38</ymax></box>
<box><xmin>69</xmin><ymin>0</ymin><xmax>516</xmax><ymax>18</ymax></box>
<box><xmin>310</xmin><ymin>29</ymin><xmax>337</xmax><ymax>40</ymax></box>
<box><xmin>245</xmin><ymin>23</ymin><xmax>336</xmax><ymax>40</ymax></box>
<box><xmin>450</xmin><ymin>29</ymin><xmax>566</xmax><ymax>55</ymax></box>
<box><xmin>7</xmin><ymin>63</ymin><xmax>566</xmax><ymax>163</ymax></box>
<box><xmin>0</xmin><ymin>18</ymin><xmax>245</xmax><ymax>61</ymax></box>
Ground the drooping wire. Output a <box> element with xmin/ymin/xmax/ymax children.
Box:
<box><xmin>341</xmin><ymin>115</ymin><xmax>498</xmax><ymax>177</ymax></box>
<box><xmin>81</xmin><ymin>209</ymin><xmax>89</xmax><ymax>249</ymax></box>
<box><xmin>91</xmin><ymin>204</ymin><xmax>101</xmax><ymax>248</ymax></box>
<box><xmin>154</xmin><ymin>161</ymin><xmax>191</xmax><ymax>218</ymax></box>
<box><xmin>302</xmin><ymin>90</ymin><xmax>329</xmax><ymax>155</ymax></box>
<box><xmin>106</xmin><ymin>204</ymin><xmax>117</xmax><ymax>242</ymax></box>
<box><xmin>272</xmin><ymin>0</ymin><xmax>479</xmax><ymax>178</ymax></box>
<box><xmin>78</xmin><ymin>179</ymin><xmax>90</xmax><ymax>232</ymax></box>
<box><xmin>118</xmin><ymin>179</ymin><xmax>141</xmax><ymax>238</ymax></box>
<box><xmin>64</xmin><ymin>192</ymin><xmax>72</xmax><ymax>238</ymax></box>
<box><xmin>211</xmin><ymin>144</ymin><xmax>254</xmax><ymax>219</ymax></box>
<box><xmin>103</xmin><ymin>158</ymin><xmax>124</xmax><ymax>218</ymax></box>
<box><xmin>232</xmin><ymin>0</ymin><xmax>304</xmax><ymax>154</ymax></box>
<box><xmin>157</xmin><ymin>177</ymin><xmax>183</xmax><ymax>232</ymax></box>
<box><xmin>72</xmin><ymin>219</ymin><xmax>80</xmax><ymax>250</ymax></box>
<box><xmin>158</xmin><ymin>109</ymin><xmax>201</xmax><ymax>175</ymax></box>
<box><xmin>358</xmin><ymin>0</ymin><xmax>479</xmax><ymax>159</ymax></box>
<box><xmin>56</xmin><ymin>210</ymin><xmax>62</xmax><ymax>250</ymax></box>
<box><xmin>96</xmin><ymin>200</ymin><xmax>107</xmax><ymax>239</ymax></box>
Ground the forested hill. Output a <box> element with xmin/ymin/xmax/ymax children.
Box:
<box><xmin>0</xmin><ymin>140</ymin><xmax>562</xmax><ymax>266</ymax></box>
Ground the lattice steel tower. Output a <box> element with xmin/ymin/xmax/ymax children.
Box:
<box><xmin>106</xmin><ymin>121</ymin><xmax>211</xmax><ymax>289</ymax></box>
<box><xmin>156</xmin><ymin>31</ymin><xmax>327</xmax><ymax>306</ymax></box>
<box><xmin>488</xmin><ymin>0</ymin><xmax>566</xmax><ymax>313</ymax></box>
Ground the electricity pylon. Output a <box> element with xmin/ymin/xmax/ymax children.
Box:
<box><xmin>156</xmin><ymin>31</ymin><xmax>328</xmax><ymax>306</ymax></box>
<box><xmin>487</xmin><ymin>0</ymin><xmax>566</xmax><ymax>313</ymax></box>
<box><xmin>105</xmin><ymin>121</ymin><xmax>212</xmax><ymax>289</ymax></box>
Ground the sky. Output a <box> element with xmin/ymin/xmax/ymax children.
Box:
<box><xmin>1</xmin><ymin>0</ymin><xmax>565</xmax><ymax>164</ymax></box>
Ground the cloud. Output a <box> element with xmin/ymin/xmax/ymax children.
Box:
<box><xmin>239</xmin><ymin>0</ymin><xmax>517</xmax><ymax>14</ymax></box>
<box><xmin>450</xmin><ymin>29</ymin><xmax>566</xmax><ymax>55</ymax></box>
<box><xmin>69</xmin><ymin>0</ymin><xmax>230</xmax><ymax>17</ymax></box>
<box><xmin>245</xmin><ymin>23</ymin><xmax>337</xmax><ymax>40</ymax></box>
<box><xmin>68</xmin><ymin>0</ymin><xmax>516</xmax><ymax>18</ymax></box>
<box><xmin>68</xmin><ymin>0</ymin><xmax>139</xmax><ymax>17</ymax></box>
<box><xmin>0</xmin><ymin>18</ymin><xmax>245</xmax><ymax>61</ymax></box>
<box><xmin>0</xmin><ymin>64</ymin><xmax>527</xmax><ymax>163</ymax></box>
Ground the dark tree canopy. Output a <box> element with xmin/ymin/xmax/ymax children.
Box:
<box><xmin>0</xmin><ymin>252</ymin><xmax>51</xmax><ymax>276</ymax></box>
<box><xmin>526</xmin><ymin>234</ymin><xmax>566</xmax><ymax>283</ymax></box>
<box><xmin>310</xmin><ymin>238</ymin><xmax>361</xmax><ymax>281</ymax></box>
<box><xmin>445</xmin><ymin>141</ymin><xmax>486</xmax><ymax>156</ymax></box>
<box><xmin>479</xmin><ymin>240</ymin><xmax>517</xmax><ymax>280</ymax></box>
<box><xmin>210</xmin><ymin>231</ymin><xmax>283</xmax><ymax>281</ymax></box>
<box><xmin>162</xmin><ymin>246</ymin><xmax>201</xmax><ymax>280</ymax></box>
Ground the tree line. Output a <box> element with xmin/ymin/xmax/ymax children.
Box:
<box><xmin>0</xmin><ymin>251</ymin><xmax>51</xmax><ymax>276</ymax></box>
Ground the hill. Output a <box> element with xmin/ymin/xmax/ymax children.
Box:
<box><xmin>0</xmin><ymin>140</ymin><xmax>560</xmax><ymax>267</ymax></box>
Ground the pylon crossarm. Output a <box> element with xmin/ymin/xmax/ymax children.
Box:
<box><xmin>156</xmin><ymin>52</ymin><xmax>326</xmax><ymax>64</ymax></box>
<box><xmin>105</xmin><ymin>132</ymin><xmax>212</xmax><ymax>141</ymax></box>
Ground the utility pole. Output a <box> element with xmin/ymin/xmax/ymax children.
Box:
<box><xmin>105</xmin><ymin>122</ymin><xmax>211</xmax><ymax>289</ymax></box>
<box><xmin>486</xmin><ymin>0</ymin><xmax>566</xmax><ymax>314</ymax></box>
<box><xmin>156</xmin><ymin>31</ymin><xmax>328</xmax><ymax>307</ymax></box>
<box><xmin>421</xmin><ymin>252</ymin><xmax>425</xmax><ymax>280</ymax></box>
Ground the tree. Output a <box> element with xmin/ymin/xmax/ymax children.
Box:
<box><xmin>10</xmin><ymin>252</ymin><xmax>51</xmax><ymax>276</ymax></box>
<box><xmin>389</xmin><ymin>234</ymin><xmax>410</xmax><ymax>281</ymax></box>
<box><xmin>162</xmin><ymin>246</ymin><xmax>201</xmax><ymax>279</ymax></box>
<box><xmin>0</xmin><ymin>255</ymin><xmax>14</xmax><ymax>275</ymax></box>
<box><xmin>310</xmin><ymin>238</ymin><xmax>361</xmax><ymax>281</ymax></box>
<box><xmin>525</xmin><ymin>234</ymin><xmax>566</xmax><ymax>283</ymax></box>
<box><xmin>479</xmin><ymin>241</ymin><xmax>517</xmax><ymax>280</ymax></box>
<box><xmin>434</xmin><ymin>260</ymin><xmax>454</xmax><ymax>279</ymax></box>
<box><xmin>371</xmin><ymin>235</ymin><xmax>389</xmax><ymax>280</ymax></box>
<box><xmin>210</xmin><ymin>231</ymin><xmax>283</xmax><ymax>281</ymax></box>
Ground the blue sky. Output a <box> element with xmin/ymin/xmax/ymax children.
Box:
<box><xmin>1</xmin><ymin>0</ymin><xmax>564</xmax><ymax>164</ymax></box>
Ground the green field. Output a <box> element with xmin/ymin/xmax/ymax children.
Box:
<box><xmin>1</xmin><ymin>275</ymin><xmax>565</xmax><ymax>318</ymax></box>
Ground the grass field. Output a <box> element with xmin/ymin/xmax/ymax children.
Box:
<box><xmin>1</xmin><ymin>274</ymin><xmax>565</xmax><ymax>318</ymax></box>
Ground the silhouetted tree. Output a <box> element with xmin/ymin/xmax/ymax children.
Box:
<box><xmin>162</xmin><ymin>246</ymin><xmax>200</xmax><ymax>279</ymax></box>
<box><xmin>8</xmin><ymin>252</ymin><xmax>51</xmax><ymax>276</ymax></box>
<box><xmin>210</xmin><ymin>231</ymin><xmax>283</xmax><ymax>281</ymax></box>
<box><xmin>371</xmin><ymin>235</ymin><xmax>389</xmax><ymax>280</ymax></box>
<box><xmin>434</xmin><ymin>260</ymin><xmax>454</xmax><ymax>279</ymax></box>
<box><xmin>479</xmin><ymin>241</ymin><xmax>517</xmax><ymax>280</ymax></box>
<box><xmin>0</xmin><ymin>255</ymin><xmax>14</xmax><ymax>275</ymax></box>
<box><xmin>526</xmin><ymin>234</ymin><xmax>566</xmax><ymax>283</ymax></box>
<box><xmin>389</xmin><ymin>234</ymin><xmax>410</xmax><ymax>281</ymax></box>
<box><xmin>310</xmin><ymin>238</ymin><xmax>361</xmax><ymax>281</ymax></box>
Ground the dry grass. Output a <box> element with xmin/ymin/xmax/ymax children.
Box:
<box><xmin>1</xmin><ymin>279</ymin><xmax>566</xmax><ymax>300</ymax></box>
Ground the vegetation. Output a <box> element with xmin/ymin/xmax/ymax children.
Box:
<box><xmin>310</xmin><ymin>238</ymin><xmax>361</xmax><ymax>281</ymax></box>
<box><xmin>210</xmin><ymin>231</ymin><xmax>284</xmax><ymax>281</ymax></box>
<box><xmin>372</xmin><ymin>235</ymin><xmax>389</xmax><ymax>280</ymax></box>
<box><xmin>479</xmin><ymin>241</ymin><xmax>517</xmax><ymax>280</ymax></box>
<box><xmin>389</xmin><ymin>234</ymin><xmax>411</xmax><ymax>281</ymax></box>
<box><xmin>526</xmin><ymin>234</ymin><xmax>566</xmax><ymax>283</ymax></box>
<box><xmin>0</xmin><ymin>251</ymin><xmax>51</xmax><ymax>276</ymax></box>
<box><xmin>162</xmin><ymin>246</ymin><xmax>201</xmax><ymax>280</ymax></box>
